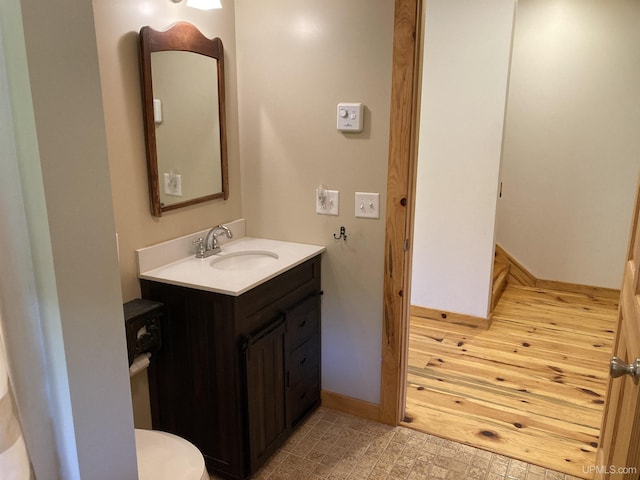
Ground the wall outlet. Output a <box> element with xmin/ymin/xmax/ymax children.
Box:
<box><xmin>316</xmin><ymin>189</ymin><xmax>339</xmax><ymax>215</ymax></box>
<box><xmin>164</xmin><ymin>173</ymin><xmax>182</xmax><ymax>196</ymax></box>
<box><xmin>355</xmin><ymin>192</ymin><xmax>380</xmax><ymax>218</ymax></box>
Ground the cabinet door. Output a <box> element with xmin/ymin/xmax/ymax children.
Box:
<box><xmin>243</xmin><ymin>316</ymin><xmax>289</xmax><ymax>473</ymax></box>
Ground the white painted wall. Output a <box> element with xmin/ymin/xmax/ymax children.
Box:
<box><xmin>411</xmin><ymin>0</ymin><xmax>516</xmax><ymax>318</ymax></box>
<box><xmin>235</xmin><ymin>0</ymin><xmax>394</xmax><ymax>404</ymax></box>
<box><xmin>497</xmin><ymin>0</ymin><xmax>640</xmax><ymax>289</ymax></box>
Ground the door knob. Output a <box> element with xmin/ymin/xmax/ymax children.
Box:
<box><xmin>610</xmin><ymin>356</ymin><xmax>640</xmax><ymax>379</ymax></box>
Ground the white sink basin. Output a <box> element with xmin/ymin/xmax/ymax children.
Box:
<box><xmin>138</xmin><ymin>236</ymin><xmax>325</xmax><ymax>296</ymax></box>
<box><xmin>210</xmin><ymin>250</ymin><xmax>279</xmax><ymax>270</ymax></box>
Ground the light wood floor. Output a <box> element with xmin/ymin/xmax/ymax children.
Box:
<box><xmin>404</xmin><ymin>284</ymin><xmax>618</xmax><ymax>479</ymax></box>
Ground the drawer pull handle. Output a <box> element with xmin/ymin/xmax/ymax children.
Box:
<box><xmin>299</xmin><ymin>320</ymin><xmax>306</xmax><ymax>328</ymax></box>
<box><xmin>300</xmin><ymin>392</ymin><xmax>307</xmax><ymax>400</ymax></box>
<box><xmin>300</xmin><ymin>357</ymin><xmax>307</xmax><ymax>366</ymax></box>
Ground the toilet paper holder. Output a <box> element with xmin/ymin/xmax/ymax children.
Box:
<box><xmin>124</xmin><ymin>298</ymin><xmax>163</xmax><ymax>366</ymax></box>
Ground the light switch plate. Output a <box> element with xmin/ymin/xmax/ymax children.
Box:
<box><xmin>355</xmin><ymin>192</ymin><xmax>380</xmax><ymax>218</ymax></box>
<box><xmin>316</xmin><ymin>189</ymin><xmax>339</xmax><ymax>215</ymax></box>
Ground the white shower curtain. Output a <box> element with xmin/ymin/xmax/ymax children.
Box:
<box><xmin>0</xmin><ymin>13</ymin><xmax>32</xmax><ymax>478</ymax></box>
<box><xmin>0</xmin><ymin>318</ymin><xmax>32</xmax><ymax>480</ymax></box>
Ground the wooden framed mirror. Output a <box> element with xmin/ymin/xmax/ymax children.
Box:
<box><xmin>139</xmin><ymin>22</ymin><xmax>229</xmax><ymax>217</ymax></box>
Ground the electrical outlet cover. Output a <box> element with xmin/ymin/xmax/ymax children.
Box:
<box><xmin>164</xmin><ymin>173</ymin><xmax>182</xmax><ymax>196</ymax></box>
<box><xmin>316</xmin><ymin>189</ymin><xmax>339</xmax><ymax>215</ymax></box>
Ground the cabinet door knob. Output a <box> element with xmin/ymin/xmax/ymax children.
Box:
<box><xmin>610</xmin><ymin>356</ymin><xmax>640</xmax><ymax>379</ymax></box>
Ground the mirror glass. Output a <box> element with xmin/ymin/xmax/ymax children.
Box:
<box><xmin>139</xmin><ymin>22</ymin><xmax>228</xmax><ymax>217</ymax></box>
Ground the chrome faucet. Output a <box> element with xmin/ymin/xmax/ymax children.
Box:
<box><xmin>199</xmin><ymin>224</ymin><xmax>232</xmax><ymax>257</ymax></box>
<box><xmin>193</xmin><ymin>225</ymin><xmax>233</xmax><ymax>258</ymax></box>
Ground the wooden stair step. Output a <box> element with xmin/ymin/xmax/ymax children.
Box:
<box><xmin>491</xmin><ymin>260</ymin><xmax>510</xmax><ymax>312</ymax></box>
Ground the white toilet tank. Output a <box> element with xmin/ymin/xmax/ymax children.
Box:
<box><xmin>135</xmin><ymin>429</ymin><xmax>208</xmax><ymax>480</ymax></box>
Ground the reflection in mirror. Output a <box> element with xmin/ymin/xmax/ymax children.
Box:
<box><xmin>139</xmin><ymin>22</ymin><xmax>228</xmax><ymax>217</ymax></box>
<box><xmin>152</xmin><ymin>51</ymin><xmax>222</xmax><ymax>206</ymax></box>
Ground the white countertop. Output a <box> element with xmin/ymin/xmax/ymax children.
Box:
<box><xmin>138</xmin><ymin>236</ymin><xmax>325</xmax><ymax>296</ymax></box>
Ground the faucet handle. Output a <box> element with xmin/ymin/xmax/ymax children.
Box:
<box><xmin>192</xmin><ymin>237</ymin><xmax>205</xmax><ymax>258</ymax></box>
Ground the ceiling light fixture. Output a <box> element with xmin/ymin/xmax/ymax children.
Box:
<box><xmin>171</xmin><ymin>0</ymin><xmax>222</xmax><ymax>11</ymax></box>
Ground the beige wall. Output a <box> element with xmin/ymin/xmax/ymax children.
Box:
<box><xmin>92</xmin><ymin>0</ymin><xmax>242</xmax><ymax>302</ymax></box>
<box><xmin>235</xmin><ymin>0</ymin><xmax>394</xmax><ymax>404</ymax></box>
<box><xmin>496</xmin><ymin>0</ymin><xmax>640</xmax><ymax>289</ymax></box>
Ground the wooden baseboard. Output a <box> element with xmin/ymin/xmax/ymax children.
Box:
<box><xmin>535</xmin><ymin>279</ymin><xmax>620</xmax><ymax>300</ymax></box>
<box><xmin>320</xmin><ymin>390</ymin><xmax>381</xmax><ymax>423</ymax></box>
<box><xmin>410</xmin><ymin>305</ymin><xmax>492</xmax><ymax>329</ymax></box>
<box><xmin>496</xmin><ymin>244</ymin><xmax>620</xmax><ymax>300</ymax></box>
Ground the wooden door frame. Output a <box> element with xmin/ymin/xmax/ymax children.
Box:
<box><xmin>379</xmin><ymin>0</ymin><xmax>423</xmax><ymax>425</ymax></box>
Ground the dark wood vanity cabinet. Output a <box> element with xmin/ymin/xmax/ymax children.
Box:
<box><xmin>140</xmin><ymin>255</ymin><xmax>321</xmax><ymax>480</ymax></box>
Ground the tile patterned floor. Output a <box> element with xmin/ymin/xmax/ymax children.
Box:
<box><xmin>210</xmin><ymin>407</ymin><xmax>586</xmax><ymax>480</ymax></box>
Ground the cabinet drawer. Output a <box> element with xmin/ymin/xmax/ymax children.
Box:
<box><xmin>238</xmin><ymin>257</ymin><xmax>320</xmax><ymax>320</ymax></box>
<box><xmin>288</xmin><ymin>370</ymin><xmax>320</xmax><ymax>426</ymax></box>
<box><xmin>288</xmin><ymin>295</ymin><xmax>320</xmax><ymax>351</ymax></box>
<box><xmin>288</xmin><ymin>336</ymin><xmax>319</xmax><ymax>388</ymax></box>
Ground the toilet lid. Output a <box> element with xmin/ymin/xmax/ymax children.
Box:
<box><xmin>135</xmin><ymin>429</ymin><xmax>207</xmax><ymax>480</ymax></box>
